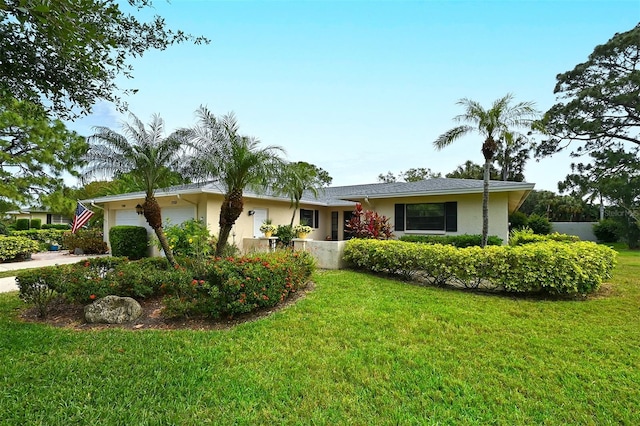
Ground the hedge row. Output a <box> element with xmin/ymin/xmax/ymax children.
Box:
<box><xmin>0</xmin><ymin>236</ymin><xmax>41</xmax><ymax>261</ymax></box>
<box><xmin>399</xmin><ymin>234</ymin><xmax>503</xmax><ymax>247</ymax></box>
<box><xmin>509</xmin><ymin>228</ymin><xmax>580</xmax><ymax>246</ymax></box>
<box><xmin>343</xmin><ymin>239</ymin><xmax>617</xmax><ymax>295</ymax></box>
<box><xmin>16</xmin><ymin>251</ymin><xmax>316</xmax><ymax>319</ymax></box>
<box><xmin>11</xmin><ymin>229</ymin><xmax>67</xmax><ymax>245</ymax></box>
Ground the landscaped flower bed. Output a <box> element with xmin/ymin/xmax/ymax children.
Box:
<box><xmin>16</xmin><ymin>251</ymin><xmax>315</xmax><ymax>320</ymax></box>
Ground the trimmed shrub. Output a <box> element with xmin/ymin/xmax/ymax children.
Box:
<box><xmin>0</xmin><ymin>236</ymin><xmax>40</xmax><ymax>261</ymax></box>
<box><xmin>11</xmin><ymin>229</ymin><xmax>67</xmax><ymax>246</ymax></box>
<box><xmin>30</xmin><ymin>218</ymin><xmax>41</xmax><ymax>229</ymax></box>
<box><xmin>16</xmin><ymin>266</ymin><xmax>65</xmax><ymax>317</ymax></box>
<box><xmin>16</xmin><ymin>219</ymin><xmax>29</xmax><ymax>231</ymax></box>
<box><xmin>110</xmin><ymin>226</ymin><xmax>148</xmax><ymax>259</ymax></box>
<box><xmin>527</xmin><ymin>214</ymin><xmax>552</xmax><ymax>235</ymax></box>
<box><xmin>62</xmin><ymin>229</ymin><xmax>108</xmax><ymax>254</ymax></box>
<box><xmin>42</xmin><ymin>224</ymin><xmax>71</xmax><ymax>230</ymax></box>
<box><xmin>399</xmin><ymin>234</ymin><xmax>503</xmax><ymax>247</ymax></box>
<box><xmin>275</xmin><ymin>224</ymin><xmax>295</xmax><ymax>248</ymax></box>
<box><xmin>343</xmin><ymin>239</ymin><xmax>616</xmax><ymax>296</ymax></box>
<box><xmin>509</xmin><ymin>228</ymin><xmax>580</xmax><ymax>246</ymax></box>
<box><xmin>593</xmin><ymin>219</ymin><xmax>620</xmax><ymax>243</ymax></box>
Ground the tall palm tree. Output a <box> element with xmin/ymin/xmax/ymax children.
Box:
<box><xmin>84</xmin><ymin>113</ymin><xmax>184</xmax><ymax>266</ymax></box>
<box><xmin>182</xmin><ymin>107</ymin><xmax>285</xmax><ymax>256</ymax></box>
<box><xmin>279</xmin><ymin>161</ymin><xmax>332</xmax><ymax>226</ymax></box>
<box><xmin>434</xmin><ymin>94</ymin><xmax>538</xmax><ymax>246</ymax></box>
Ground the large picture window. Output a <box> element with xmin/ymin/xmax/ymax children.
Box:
<box><xmin>406</xmin><ymin>203</ymin><xmax>445</xmax><ymax>231</ymax></box>
<box><xmin>395</xmin><ymin>202</ymin><xmax>457</xmax><ymax>232</ymax></box>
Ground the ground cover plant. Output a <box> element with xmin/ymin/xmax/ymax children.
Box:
<box><xmin>0</xmin><ymin>247</ymin><xmax>638</xmax><ymax>424</ymax></box>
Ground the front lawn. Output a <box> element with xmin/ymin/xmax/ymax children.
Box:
<box><xmin>0</xmin><ymin>249</ymin><xmax>638</xmax><ymax>424</ymax></box>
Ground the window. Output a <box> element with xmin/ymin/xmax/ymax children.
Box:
<box><xmin>300</xmin><ymin>209</ymin><xmax>320</xmax><ymax>228</ymax></box>
<box><xmin>406</xmin><ymin>203</ymin><xmax>445</xmax><ymax>230</ymax></box>
<box><xmin>395</xmin><ymin>202</ymin><xmax>457</xmax><ymax>232</ymax></box>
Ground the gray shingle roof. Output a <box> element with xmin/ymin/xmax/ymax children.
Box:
<box><xmin>86</xmin><ymin>178</ymin><xmax>534</xmax><ymax>206</ymax></box>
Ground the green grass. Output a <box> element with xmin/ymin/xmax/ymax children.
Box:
<box><xmin>1</xmin><ymin>250</ymin><xmax>639</xmax><ymax>425</ymax></box>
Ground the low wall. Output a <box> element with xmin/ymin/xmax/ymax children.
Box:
<box><xmin>243</xmin><ymin>238</ymin><xmax>347</xmax><ymax>270</ymax></box>
<box><xmin>551</xmin><ymin>222</ymin><xmax>598</xmax><ymax>241</ymax></box>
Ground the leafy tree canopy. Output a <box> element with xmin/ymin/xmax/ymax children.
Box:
<box><xmin>0</xmin><ymin>0</ymin><xmax>209</xmax><ymax>119</ymax></box>
<box><xmin>445</xmin><ymin>160</ymin><xmax>500</xmax><ymax>180</ymax></box>
<box><xmin>377</xmin><ymin>167</ymin><xmax>441</xmax><ymax>183</ymax></box>
<box><xmin>518</xmin><ymin>189</ymin><xmax>598</xmax><ymax>222</ymax></box>
<box><xmin>536</xmin><ymin>23</ymin><xmax>640</xmax><ymax>157</ymax></box>
<box><xmin>0</xmin><ymin>97</ymin><xmax>87</xmax><ymax>205</ymax></box>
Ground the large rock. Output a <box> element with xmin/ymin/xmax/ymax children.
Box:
<box><xmin>84</xmin><ymin>295</ymin><xmax>142</xmax><ymax>324</ymax></box>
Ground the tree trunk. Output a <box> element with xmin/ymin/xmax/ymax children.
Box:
<box><xmin>143</xmin><ymin>195</ymin><xmax>177</xmax><ymax>266</ymax></box>
<box><xmin>154</xmin><ymin>225</ymin><xmax>177</xmax><ymax>267</ymax></box>
<box><xmin>216</xmin><ymin>189</ymin><xmax>244</xmax><ymax>256</ymax></box>
<box><xmin>482</xmin><ymin>159</ymin><xmax>490</xmax><ymax>248</ymax></box>
<box><xmin>290</xmin><ymin>208</ymin><xmax>297</xmax><ymax>227</ymax></box>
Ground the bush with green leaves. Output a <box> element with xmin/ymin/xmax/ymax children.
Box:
<box><xmin>11</xmin><ymin>229</ymin><xmax>67</xmax><ymax>246</ymax></box>
<box><xmin>399</xmin><ymin>234</ymin><xmax>503</xmax><ymax>247</ymax></box>
<box><xmin>0</xmin><ymin>236</ymin><xmax>40</xmax><ymax>261</ymax></box>
<box><xmin>0</xmin><ymin>221</ymin><xmax>9</xmax><ymax>235</ymax></box>
<box><xmin>30</xmin><ymin>218</ymin><xmax>42</xmax><ymax>229</ymax></box>
<box><xmin>509</xmin><ymin>211</ymin><xmax>528</xmax><ymax>230</ymax></box>
<box><xmin>16</xmin><ymin>266</ymin><xmax>65</xmax><ymax>317</ymax></box>
<box><xmin>509</xmin><ymin>228</ymin><xmax>580</xmax><ymax>246</ymax></box>
<box><xmin>210</xmin><ymin>250</ymin><xmax>316</xmax><ymax>316</ymax></box>
<box><xmin>62</xmin><ymin>229</ymin><xmax>108</xmax><ymax>254</ymax></box>
<box><xmin>344</xmin><ymin>239</ymin><xmax>616</xmax><ymax>295</ymax></box>
<box><xmin>275</xmin><ymin>224</ymin><xmax>295</xmax><ymax>248</ymax></box>
<box><xmin>41</xmin><ymin>224</ymin><xmax>72</xmax><ymax>230</ymax></box>
<box><xmin>16</xmin><ymin>219</ymin><xmax>29</xmax><ymax>230</ymax></box>
<box><xmin>109</xmin><ymin>226</ymin><xmax>148</xmax><ymax>259</ymax></box>
<box><xmin>161</xmin><ymin>219</ymin><xmax>214</xmax><ymax>258</ymax></box>
<box><xmin>527</xmin><ymin>214</ymin><xmax>552</xmax><ymax>234</ymax></box>
<box><xmin>593</xmin><ymin>219</ymin><xmax>621</xmax><ymax>243</ymax></box>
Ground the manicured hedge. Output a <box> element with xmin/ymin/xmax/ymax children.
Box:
<box><xmin>16</xmin><ymin>219</ymin><xmax>29</xmax><ymax>231</ymax></box>
<box><xmin>11</xmin><ymin>229</ymin><xmax>67</xmax><ymax>245</ymax></box>
<box><xmin>0</xmin><ymin>236</ymin><xmax>41</xmax><ymax>261</ymax></box>
<box><xmin>509</xmin><ymin>228</ymin><xmax>580</xmax><ymax>246</ymax></box>
<box><xmin>109</xmin><ymin>225</ymin><xmax>148</xmax><ymax>259</ymax></box>
<box><xmin>400</xmin><ymin>234</ymin><xmax>503</xmax><ymax>247</ymax></box>
<box><xmin>343</xmin><ymin>239</ymin><xmax>617</xmax><ymax>295</ymax></box>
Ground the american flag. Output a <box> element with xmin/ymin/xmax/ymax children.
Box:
<box><xmin>71</xmin><ymin>202</ymin><xmax>95</xmax><ymax>233</ymax></box>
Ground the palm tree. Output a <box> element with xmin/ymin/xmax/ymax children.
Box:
<box><xmin>279</xmin><ymin>161</ymin><xmax>332</xmax><ymax>226</ymax></box>
<box><xmin>182</xmin><ymin>107</ymin><xmax>285</xmax><ymax>256</ymax></box>
<box><xmin>84</xmin><ymin>113</ymin><xmax>184</xmax><ymax>266</ymax></box>
<box><xmin>434</xmin><ymin>94</ymin><xmax>538</xmax><ymax>246</ymax></box>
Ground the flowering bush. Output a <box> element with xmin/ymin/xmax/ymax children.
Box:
<box><xmin>293</xmin><ymin>224</ymin><xmax>312</xmax><ymax>235</ymax></box>
<box><xmin>162</xmin><ymin>219</ymin><xmax>214</xmax><ymax>258</ymax></box>
<box><xmin>259</xmin><ymin>223</ymin><xmax>278</xmax><ymax>234</ymax></box>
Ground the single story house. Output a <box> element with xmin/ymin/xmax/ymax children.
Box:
<box><xmin>5</xmin><ymin>209</ymin><xmax>72</xmax><ymax>226</ymax></box>
<box><xmin>85</xmin><ymin>178</ymin><xmax>534</xmax><ymax>255</ymax></box>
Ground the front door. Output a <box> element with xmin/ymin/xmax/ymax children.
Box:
<box><xmin>252</xmin><ymin>209</ymin><xmax>268</xmax><ymax>238</ymax></box>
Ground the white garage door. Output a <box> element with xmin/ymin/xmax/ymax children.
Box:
<box><xmin>114</xmin><ymin>206</ymin><xmax>196</xmax><ymax>230</ymax></box>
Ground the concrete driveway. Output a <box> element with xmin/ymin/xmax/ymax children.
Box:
<box><xmin>0</xmin><ymin>251</ymin><xmax>109</xmax><ymax>293</ymax></box>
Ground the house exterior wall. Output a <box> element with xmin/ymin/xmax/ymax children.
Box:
<box><xmin>367</xmin><ymin>192</ymin><xmax>511</xmax><ymax>243</ymax></box>
<box><xmin>12</xmin><ymin>212</ymin><xmax>48</xmax><ymax>223</ymax></box>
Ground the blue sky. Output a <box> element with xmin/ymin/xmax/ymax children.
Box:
<box><xmin>69</xmin><ymin>0</ymin><xmax>640</xmax><ymax>192</ymax></box>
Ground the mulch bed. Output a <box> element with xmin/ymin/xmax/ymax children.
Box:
<box><xmin>19</xmin><ymin>282</ymin><xmax>315</xmax><ymax>331</ymax></box>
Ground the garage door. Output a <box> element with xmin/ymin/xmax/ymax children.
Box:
<box><xmin>114</xmin><ymin>206</ymin><xmax>196</xmax><ymax>229</ymax></box>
